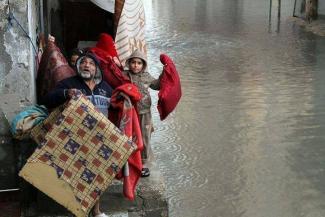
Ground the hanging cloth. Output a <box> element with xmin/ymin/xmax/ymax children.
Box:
<box><xmin>115</xmin><ymin>0</ymin><xmax>147</xmax><ymax>66</ymax></box>
<box><xmin>108</xmin><ymin>83</ymin><xmax>143</xmax><ymax>200</ymax></box>
<box><xmin>158</xmin><ymin>54</ymin><xmax>182</xmax><ymax>120</ymax></box>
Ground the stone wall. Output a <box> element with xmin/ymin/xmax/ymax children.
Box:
<box><xmin>0</xmin><ymin>0</ymin><xmax>40</xmax><ymax>190</ymax></box>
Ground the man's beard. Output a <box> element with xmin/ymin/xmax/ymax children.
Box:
<box><xmin>79</xmin><ymin>70</ymin><xmax>94</xmax><ymax>81</ymax></box>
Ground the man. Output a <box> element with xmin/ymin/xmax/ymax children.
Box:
<box><xmin>42</xmin><ymin>53</ymin><xmax>112</xmax><ymax>116</ymax></box>
<box><xmin>42</xmin><ymin>52</ymin><xmax>112</xmax><ymax>217</ymax></box>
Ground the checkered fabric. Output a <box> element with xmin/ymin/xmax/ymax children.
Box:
<box><xmin>20</xmin><ymin>94</ymin><xmax>136</xmax><ymax>217</ymax></box>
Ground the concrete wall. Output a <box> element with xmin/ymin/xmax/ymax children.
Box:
<box><xmin>0</xmin><ymin>0</ymin><xmax>40</xmax><ymax>190</ymax></box>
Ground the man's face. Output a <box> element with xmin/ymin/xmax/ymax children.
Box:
<box><xmin>129</xmin><ymin>58</ymin><xmax>144</xmax><ymax>74</ymax></box>
<box><xmin>78</xmin><ymin>57</ymin><xmax>96</xmax><ymax>80</ymax></box>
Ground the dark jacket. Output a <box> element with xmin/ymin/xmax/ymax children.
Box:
<box><xmin>41</xmin><ymin>53</ymin><xmax>113</xmax><ymax>117</ymax></box>
<box><xmin>41</xmin><ymin>75</ymin><xmax>113</xmax><ymax>116</ymax></box>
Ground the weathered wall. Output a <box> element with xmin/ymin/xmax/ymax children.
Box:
<box><xmin>0</xmin><ymin>0</ymin><xmax>40</xmax><ymax>190</ymax></box>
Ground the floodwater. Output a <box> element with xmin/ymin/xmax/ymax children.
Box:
<box><xmin>143</xmin><ymin>0</ymin><xmax>325</xmax><ymax>217</ymax></box>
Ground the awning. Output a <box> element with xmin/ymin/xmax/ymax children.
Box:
<box><xmin>90</xmin><ymin>0</ymin><xmax>115</xmax><ymax>13</ymax></box>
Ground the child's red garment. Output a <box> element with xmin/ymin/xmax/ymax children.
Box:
<box><xmin>36</xmin><ymin>41</ymin><xmax>76</xmax><ymax>102</ymax></box>
<box><xmin>90</xmin><ymin>33</ymin><xmax>130</xmax><ymax>88</ymax></box>
<box><xmin>158</xmin><ymin>54</ymin><xmax>182</xmax><ymax>120</ymax></box>
<box><xmin>109</xmin><ymin>84</ymin><xmax>143</xmax><ymax>200</ymax></box>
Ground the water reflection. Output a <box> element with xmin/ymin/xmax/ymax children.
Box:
<box><xmin>144</xmin><ymin>0</ymin><xmax>325</xmax><ymax>216</ymax></box>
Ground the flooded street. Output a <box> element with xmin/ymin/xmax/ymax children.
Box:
<box><xmin>143</xmin><ymin>0</ymin><xmax>325</xmax><ymax>217</ymax></box>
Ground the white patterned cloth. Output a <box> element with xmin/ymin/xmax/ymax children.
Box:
<box><xmin>115</xmin><ymin>0</ymin><xmax>147</xmax><ymax>66</ymax></box>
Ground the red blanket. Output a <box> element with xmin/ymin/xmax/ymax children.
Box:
<box><xmin>36</xmin><ymin>41</ymin><xmax>76</xmax><ymax>102</ymax></box>
<box><xmin>90</xmin><ymin>33</ymin><xmax>130</xmax><ymax>89</ymax></box>
<box><xmin>158</xmin><ymin>54</ymin><xmax>182</xmax><ymax>120</ymax></box>
<box><xmin>109</xmin><ymin>84</ymin><xmax>143</xmax><ymax>200</ymax></box>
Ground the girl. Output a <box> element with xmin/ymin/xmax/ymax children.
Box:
<box><xmin>124</xmin><ymin>50</ymin><xmax>161</xmax><ymax>177</ymax></box>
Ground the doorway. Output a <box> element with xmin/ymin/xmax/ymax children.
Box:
<box><xmin>43</xmin><ymin>0</ymin><xmax>114</xmax><ymax>54</ymax></box>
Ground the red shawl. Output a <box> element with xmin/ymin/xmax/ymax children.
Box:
<box><xmin>36</xmin><ymin>41</ymin><xmax>76</xmax><ymax>102</ymax></box>
<box><xmin>158</xmin><ymin>54</ymin><xmax>182</xmax><ymax>120</ymax></box>
<box><xmin>90</xmin><ymin>33</ymin><xmax>130</xmax><ymax>89</ymax></box>
<box><xmin>109</xmin><ymin>84</ymin><xmax>143</xmax><ymax>200</ymax></box>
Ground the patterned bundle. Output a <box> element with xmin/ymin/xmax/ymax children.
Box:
<box><xmin>19</xmin><ymin>94</ymin><xmax>136</xmax><ymax>217</ymax></box>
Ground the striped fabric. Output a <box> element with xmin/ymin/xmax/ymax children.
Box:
<box><xmin>115</xmin><ymin>0</ymin><xmax>147</xmax><ymax>66</ymax></box>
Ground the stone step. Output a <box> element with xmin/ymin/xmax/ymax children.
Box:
<box><xmin>36</xmin><ymin>211</ymin><xmax>129</xmax><ymax>217</ymax></box>
<box><xmin>100</xmin><ymin>160</ymin><xmax>168</xmax><ymax>217</ymax></box>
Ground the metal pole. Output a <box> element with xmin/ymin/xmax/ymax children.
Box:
<box><xmin>278</xmin><ymin>0</ymin><xmax>281</xmax><ymax>18</ymax></box>
<box><xmin>269</xmin><ymin>0</ymin><xmax>272</xmax><ymax>21</ymax></box>
<box><xmin>40</xmin><ymin>0</ymin><xmax>44</xmax><ymax>33</ymax></box>
<box><xmin>268</xmin><ymin>0</ymin><xmax>272</xmax><ymax>33</ymax></box>
<box><xmin>277</xmin><ymin>0</ymin><xmax>281</xmax><ymax>32</ymax></box>
<box><xmin>293</xmin><ymin>0</ymin><xmax>297</xmax><ymax>17</ymax></box>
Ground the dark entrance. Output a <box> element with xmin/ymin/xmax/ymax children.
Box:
<box><xmin>62</xmin><ymin>1</ymin><xmax>114</xmax><ymax>52</ymax></box>
<box><xmin>43</xmin><ymin>0</ymin><xmax>114</xmax><ymax>54</ymax></box>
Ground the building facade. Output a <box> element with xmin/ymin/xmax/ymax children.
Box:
<box><xmin>0</xmin><ymin>0</ymin><xmax>40</xmax><ymax>190</ymax></box>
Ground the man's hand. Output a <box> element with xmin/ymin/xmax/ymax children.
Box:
<box><xmin>65</xmin><ymin>89</ymin><xmax>80</xmax><ymax>98</ymax></box>
<box><xmin>48</xmin><ymin>34</ymin><xmax>55</xmax><ymax>43</ymax></box>
<box><xmin>113</xmin><ymin>56</ymin><xmax>122</xmax><ymax>68</ymax></box>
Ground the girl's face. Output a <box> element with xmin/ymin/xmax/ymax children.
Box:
<box><xmin>129</xmin><ymin>58</ymin><xmax>144</xmax><ymax>74</ymax></box>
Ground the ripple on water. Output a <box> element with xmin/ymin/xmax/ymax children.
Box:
<box><xmin>144</xmin><ymin>0</ymin><xmax>325</xmax><ymax>216</ymax></box>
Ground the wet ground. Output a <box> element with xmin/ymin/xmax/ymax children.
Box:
<box><xmin>290</xmin><ymin>16</ymin><xmax>325</xmax><ymax>36</ymax></box>
<box><xmin>143</xmin><ymin>0</ymin><xmax>325</xmax><ymax>217</ymax></box>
